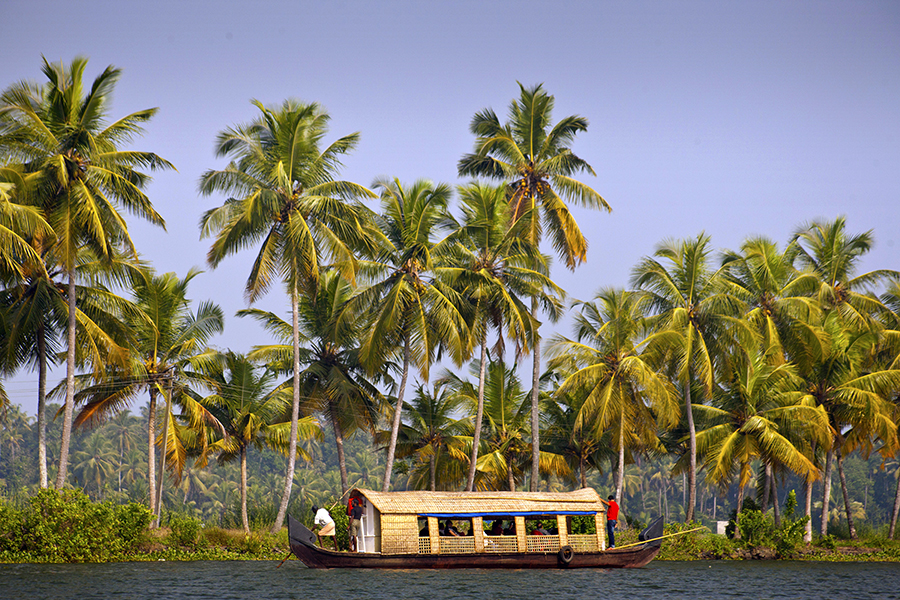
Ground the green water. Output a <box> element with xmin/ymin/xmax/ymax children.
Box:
<box><xmin>0</xmin><ymin>560</ymin><xmax>897</xmax><ymax>599</ymax></box>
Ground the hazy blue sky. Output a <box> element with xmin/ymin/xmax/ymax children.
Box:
<box><xmin>3</xmin><ymin>0</ymin><xmax>899</xmax><ymax>415</ymax></box>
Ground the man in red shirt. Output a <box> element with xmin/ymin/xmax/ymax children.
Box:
<box><xmin>601</xmin><ymin>494</ymin><xmax>619</xmax><ymax>548</ymax></box>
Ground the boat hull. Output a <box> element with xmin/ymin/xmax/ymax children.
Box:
<box><xmin>288</xmin><ymin>515</ymin><xmax>661</xmax><ymax>569</ymax></box>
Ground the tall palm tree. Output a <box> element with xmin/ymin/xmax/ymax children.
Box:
<box><xmin>548</xmin><ymin>288</ymin><xmax>679</xmax><ymax>502</ymax></box>
<box><xmin>458</xmin><ymin>83</ymin><xmax>609</xmax><ymax>490</ymax></box>
<box><xmin>345</xmin><ymin>177</ymin><xmax>469</xmax><ymax>492</ymax></box>
<box><xmin>238</xmin><ymin>269</ymin><xmax>384</xmax><ymax>496</ymax></box>
<box><xmin>0</xmin><ymin>57</ymin><xmax>172</xmax><ymax>488</ymax></box>
<box><xmin>443</xmin><ymin>181</ymin><xmax>561</xmax><ymax>490</ymax></box>
<box><xmin>791</xmin><ymin>217</ymin><xmax>900</xmax><ymax>538</ymax></box>
<box><xmin>74</xmin><ymin>268</ymin><xmax>224</xmax><ymax>517</ymax></box>
<box><xmin>193</xmin><ymin>351</ymin><xmax>319</xmax><ymax>534</ymax></box>
<box><xmin>632</xmin><ymin>234</ymin><xmax>747</xmax><ymax>521</ymax></box>
<box><xmin>199</xmin><ymin>98</ymin><xmax>374</xmax><ymax>531</ymax></box>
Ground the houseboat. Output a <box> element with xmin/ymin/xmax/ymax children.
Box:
<box><xmin>287</xmin><ymin>488</ymin><xmax>664</xmax><ymax>569</ymax></box>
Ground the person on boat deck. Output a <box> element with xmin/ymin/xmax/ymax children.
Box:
<box><xmin>348</xmin><ymin>497</ymin><xmax>364</xmax><ymax>552</ymax></box>
<box><xmin>600</xmin><ymin>494</ymin><xmax>620</xmax><ymax>548</ymax></box>
<box><xmin>442</xmin><ymin>521</ymin><xmax>462</xmax><ymax>536</ymax></box>
<box><xmin>488</xmin><ymin>520</ymin><xmax>503</xmax><ymax>536</ymax></box>
<box><xmin>312</xmin><ymin>505</ymin><xmax>336</xmax><ymax>550</ymax></box>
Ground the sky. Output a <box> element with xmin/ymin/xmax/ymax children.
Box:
<box><xmin>2</xmin><ymin>0</ymin><xmax>899</xmax><ymax>416</ymax></box>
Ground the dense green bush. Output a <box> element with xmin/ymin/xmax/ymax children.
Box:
<box><xmin>166</xmin><ymin>513</ymin><xmax>202</xmax><ymax>548</ymax></box>
<box><xmin>0</xmin><ymin>488</ymin><xmax>152</xmax><ymax>562</ymax></box>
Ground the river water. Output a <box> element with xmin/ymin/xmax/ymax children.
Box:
<box><xmin>1</xmin><ymin>560</ymin><xmax>897</xmax><ymax>600</ymax></box>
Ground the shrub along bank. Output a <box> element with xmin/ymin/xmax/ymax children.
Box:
<box><xmin>1</xmin><ymin>489</ymin><xmax>898</xmax><ymax>563</ymax></box>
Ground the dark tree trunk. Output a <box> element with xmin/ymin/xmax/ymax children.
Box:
<box><xmin>466</xmin><ymin>340</ymin><xmax>488</xmax><ymax>492</ymax></box>
<box><xmin>836</xmin><ymin>446</ymin><xmax>857</xmax><ymax>540</ymax></box>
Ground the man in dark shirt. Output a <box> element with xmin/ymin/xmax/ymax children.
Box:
<box><xmin>349</xmin><ymin>498</ymin><xmax>364</xmax><ymax>552</ymax></box>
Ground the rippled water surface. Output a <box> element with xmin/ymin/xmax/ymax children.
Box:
<box><xmin>1</xmin><ymin>560</ymin><xmax>898</xmax><ymax>600</ymax></box>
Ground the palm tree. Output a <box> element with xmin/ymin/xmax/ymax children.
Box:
<box><xmin>238</xmin><ymin>269</ymin><xmax>384</xmax><ymax>497</ymax></box>
<box><xmin>443</xmin><ymin>360</ymin><xmax>568</xmax><ymax>491</ymax></box>
<box><xmin>442</xmin><ymin>181</ymin><xmax>561</xmax><ymax>490</ymax></box>
<box><xmin>549</xmin><ymin>288</ymin><xmax>679</xmax><ymax>502</ymax></box>
<box><xmin>791</xmin><ymin>217</ymin><xmax>900</xmax><ymax>538</ymax></box>
<box><xmin>74</xmin><ymin>268</ymin><xmax>224</xmax><ymax>517</ymax></box>
<box><xmin>193</xmin><ymin>351</ymin><xmax>319</xmax><ymax>534</ymax></box>
<box><xmin>632</xmin><ymin>234</ymin><xmax>747</xmax><ymax>522</ymax></box>
<box><xmin>199</xmin><ymin>98</ymin><xmax>374</xmax><ymax>532</ymax></box>
<box><xmin>345</xmin><ymin>177</ymin><xmax>469</xmax><ymax>492</ymax></box>
<box><xmin>0</xmin><ymin>57</ymin><xmax>172</xmax><ymax>488</ymax></box>
<box><xmin>458</xmin><ymin>83</ymin><xmax>609</xmax><ymax>490</ymax></box>
<box><xmin>693</xmin><ymin>347</ymin><xmax>830</xmax><ymax>538</ymax></box>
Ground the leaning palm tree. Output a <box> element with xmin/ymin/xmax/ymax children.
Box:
<box><xmin>632</xmin><ymin>234</ymin><xmax>748</xmax><ymax>522</ymax></box>
<box><xmin>193</xmin><ymin>351</ymin><xmax>320</xmax><ymax>534</ymax></box>
<box><xmin>238</xmin><ymin>269</ymin><xmax>384</xmax><ymax>496</ymax></box>
<box><xmin>199</xmin><ymin>98</ymin><xmax>374</xmax><ymax>532</ymax></box>
<box><xmin>549</xmin><ymin>288</ymin><xmax>679</xmax><ymax>502</ymax></box>
<box><xmin>442</xmin><ymin>181</ymin><xmax>562</xmax><ymax>490</ymax></box>
<box><xmin>458</xmin><ymin>83</ymin><xmax>609</xmax><ymax>490</ymax></box>
<box><xmin>0</xmin><ymin>57</ymin><xmax>173</xmax><ymax>488</ymax></box>
<box><xmin>74</xmin><ymin>268</ymin><xmax>224</xmax><ymax>517</ymax></box>
<box><xmin>345</xmin><ymin>177</ymin><xmax>469</xmax><ymax>491</ymax></box>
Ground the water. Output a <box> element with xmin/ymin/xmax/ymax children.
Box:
<box><xmin>0</xmin><ymin>560</ymin><xmax>898</xmax><ymax>600</ymax></box>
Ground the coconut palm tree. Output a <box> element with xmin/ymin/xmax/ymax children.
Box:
<box><xmin>632</xmin><ymin>234</ymin><xmax>747</xmax><ymax>521</ymax></box>
<box><xmin>549</xmin><ymin>288</ymin><xmax>679</xmax><ymax>502</ymax></box>
<box><xmin>345</xmin><ymin>177</ymin><xmax>469</xmax><ymax>492</ymax></box>
<box><xmin>193</xmin><ymin>351</ymin><xmax>320</xmax><ymax>534</ymax></box>
<box><xmin>694</xmin><ymin>346</ymin><xmax>830</xmax><ymax>538</ymax></box>
<box><xmin>442</xmin><ymin>181</ymin><xmax>561</xmax><ymax>490</ymax></box>
<box><xmin>458</xmin><ymin>83</ymin><xmax>609</xmax><ymax>490</ymax></box>
<box><xmin>384</xmin><ymin>382</ymin><xmax>468</xmax><ymax>491</ymax></box>
<box><xmin>791</xmin><ymin>217</ymin><xmax>900</xmax><ymax>538</ymax></box>
<box><xmin>74</xmin><ymin>268</ymin><xmax>224</xmax><ymax>517</ymax></box>
<box><xmin>0</xmin><ymin>57</ymin><xmax>173</xmax><ymax>488</ymax></box>
<box><xmin>199</xmin><ymin>99</ymin><xmax>374</xmax><ymax>531</ymax></box>
<box><xmin>238</xmin><ymin>269</ymin><xmax>384</xmax><ymax>496</ymax></box>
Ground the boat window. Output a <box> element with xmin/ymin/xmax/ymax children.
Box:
<box><xmin>525</xmin><ymin>517</ymin><xmax>557</xmax><ymax>535</ymax></box>
<box><xmin>483</xmin><ymin>517</ymin><xmax>515</xmax><ymax>536</ymax></box>
<box><xmin>438</xmin><ymin>518</ymin><xmax>471</xmax><ymax>536</ymax></box>
<box><xmin>569</xmin><ymin>515</ymin><xmax>596</xmax><ymax>534</ymax></box>
<box><xmin>418</xmin><ymin>518</ymin><xmax>429</xmax><ymax>537</ymax></box>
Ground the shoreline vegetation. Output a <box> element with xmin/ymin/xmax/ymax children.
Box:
<box><xmin>1</xmin><ymin>490</ymin><xmax>898</xmax><ymax>564</ymax></box>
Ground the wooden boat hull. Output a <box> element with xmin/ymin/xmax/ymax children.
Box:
<box><xmin>288</xmin><ymin>515</ymin><xmax>662</xmax><ymax>569</ymax></box>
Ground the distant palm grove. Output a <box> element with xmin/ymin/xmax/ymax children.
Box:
<box><xmin>2</xmin><ymin>57</ymin><xmax>899</xmax><ymax>542</ymax></box>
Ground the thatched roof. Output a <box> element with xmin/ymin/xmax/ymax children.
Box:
<box><xmin>352</xmin><ymin>488</ymin><xmax>606</xmax><ymax>516</ymax></box>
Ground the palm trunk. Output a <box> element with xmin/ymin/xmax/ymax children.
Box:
<box><xmin>55</xmin><ymin>271</ymin><xmax>77</xmax><ymax>489</ymax></box>
<box><xmin>147</xmin><ymin>388</ymin><xmax>157</xmax><ymax>523</ymax></box>
<box><xmin>888</xmin><ymin>464</ymin><xmax>900</xmax><ymax>539</ymax></box>
<box><xmin>580</xmin><ymin>455</ymin><xmax>587</xmax><ymax>489</ymax></box>
<box><xmin>684</xmin><ymin>382</ymin><xmax>697</xmax><ymax>523</ymax></box>
<box><xmin>240</xmin><ymin>445</ymin><xmax>249</xmax><ymax>534</ymax></box>
<box><xmin>272</xmin><ymin>289</ymin><xmax>301</xmax><ymax>533</ymax></box>
<box><xmin>508</xmin><ymin>462</ymin><xmax>516</xmax><ymax>492</ymax></box>
<box><xmin>37</xmin><ymin>323</ymin><xmax>48</xmax><ymax>489</ymax></box>
<box><xmin>734</xmin><ymin>478</ymin><xmax>745</xmax><ymax>540</ymax></box>
<box><xmin>761</xmin><ymin>462</ymin><xmax>772</xmax><ymax>512</ymax></box>
<box><xmin>819</xmin><ymin>446</ymin><xmax>834</xmax><ymax>536</ymax></box>
<box><xmin>836</xmin><ymin>446</ymin><xmax>857</xmax><ymax>540</ymax></box>
<box><xmin>466</xmin><ymin>340</ymin><xmax>488</xmax><ymax>492</ymax></box>
<box><xmin>530</xmin><ymin>299</ymin><xmax>541</xmax><ymax>492</ymax></box>
<box><xmin>616</xmin><ymin>412</ymin><xmax>625</xmax><ymax>502</ymax></box>
<box><xmin>429</xmin><ymin>453</ymin><xmax>436</xmax><ymax>492</ymax></box>
<box><xmin>772</xmin><ymin>477</ymin><xmax>780</xmax><ymax>527</ymax></box>
<box><xmin>333</xmin><ymin>405</ymin><xmax>349</xmax><ymax>496</ymax></box>
<box><xmin>804</xmin><ymin>477</ymin><xmax>813</xmax><ymax>543</ymax></box>
<box><xmin>153</xmin><ymin>389</ymin><xmax>170</xmax><ymax>528</ymax></box>
<box><xmin>382</xmin><ymin>335</ymin><xmax>411</xmax><ymax>492</ymax></box>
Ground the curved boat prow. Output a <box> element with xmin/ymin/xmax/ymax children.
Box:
<box><xmin>288</xmin><ymin>514</ymin><xmax>318</xmax><ymax>548</ymax></box>
<box><xmin>638</xmin><ymin>516</ymin><xmax>665</xmax><ymax>546</ymax></box>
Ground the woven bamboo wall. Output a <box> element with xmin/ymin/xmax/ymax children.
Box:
<box><xmin>514</xmin><ymin>516</ymin><xmax>526</xmax><ymax>552</ymax></box>
<box><xmin>557</xmin><ymin>515</ymin><xmax>569</xmax><ymax>546</ymax></box>
<box><xmin>472</xmin><ymin>516</ymin><xmax>484</xmax><ymax>553</ymax></box>
<box><xmin>381</xmin><ymin>514</ymin><xmax>419</xmax><ymax>555</ymax></box>
<box><xmin>595</xmin><ymin>513</ymin><xmax>606</xmax><ymax>550</ymax></box>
